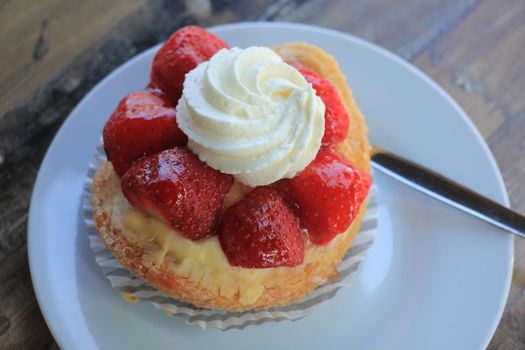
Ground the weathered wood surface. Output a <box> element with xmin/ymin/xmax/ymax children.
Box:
<box><xmin>1</xmin><ymin>0</ymin><xmax>524</xmax><ymax>349</ymax></box>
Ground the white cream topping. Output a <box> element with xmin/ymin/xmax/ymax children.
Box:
<box><xmin>176</xmin><ymin>46</ymin><xmax>325</xmax><ymax>186</ymax></box>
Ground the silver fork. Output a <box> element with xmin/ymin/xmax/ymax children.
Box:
<box><xmin>371</xmin><ymin>147</ymin><xmax>525</xmax><ymax>238</ymax></box>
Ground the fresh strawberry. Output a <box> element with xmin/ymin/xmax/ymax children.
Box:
<box><xmin>295</xmin><ymin>66</ymin><xmax>349</xmax><ymax>147</ymax></box>
<box><xmin>150</xmin><ymin>25</ymin><xmax>229</xmax><ymax>103</ymax></box>
<box><xmin>278</xmin><ymin>149</ymin><xmax>371</xmax><ymax>245</ymax></box>
<box><xmin>219</xmin><ymin>187</ymin><xmax>304</xmax><ymax>268</ymax></box>
<box><xmin>121</xmin><ymin>147</ymin><xmax>233</xmax><ymax>240</ymax></box>
<box><xmin>145</xmin><ymin>81</ymin><xmax>168</xmax><ymax>99</ymax></box>
<box><xmin>103</xmin><ymin>91</ymin><xmax>187</xmax><ymax>177</ymax></box>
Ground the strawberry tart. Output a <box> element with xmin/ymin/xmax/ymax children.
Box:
<box><xmin>91</xmin><ymin>26</ymin><xmax>372</xmax><ymax>311</ymax></box>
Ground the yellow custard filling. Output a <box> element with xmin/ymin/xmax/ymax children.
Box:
<box><xmin>107</xmin><ymin>175</ymin><xmax>337</xmax><ymax>305</ymax></box>
<box><xmin>104</xmin><ymin>172</ymin><xmax>337</xmax><ymax>305</ymax></box>
<box><xmin>122</xmin><ymin>208</ymin><xmax>269</xmax><ymax>304</ymax></box>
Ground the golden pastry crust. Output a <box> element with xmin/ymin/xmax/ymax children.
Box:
<box><xmin>91</xmin><ymin>43</ymin><xmax>371</xmax><ymax>311</ymax></box>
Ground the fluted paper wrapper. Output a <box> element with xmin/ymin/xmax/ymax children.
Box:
<box><xmin>83</xmin><ymin>144</ymin><xmax>379</xmax><ymax>330</ymax></box>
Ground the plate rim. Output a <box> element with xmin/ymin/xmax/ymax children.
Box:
<box><xmin>27</xmin><ymin>21</ymin><xmax>514</xmax><ymax>350</ymax></box>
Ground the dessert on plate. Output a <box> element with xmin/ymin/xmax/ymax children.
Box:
<box><xmin>91</xmin><ymin>26</ymin><xmax>372</xmax><ymax>311</ymax></box>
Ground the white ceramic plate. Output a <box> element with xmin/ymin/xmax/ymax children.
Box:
<box><xmin>28</xmin><ymin>22</ymin><xmax>513</xmax><ymax>350</ymax></box>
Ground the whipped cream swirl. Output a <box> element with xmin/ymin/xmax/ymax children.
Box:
<box><xmin>176</xmin><ymin>46</ymin><xmax>325</xmax><ymax>186</ymax></box>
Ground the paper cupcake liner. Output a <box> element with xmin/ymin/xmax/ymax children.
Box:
<box><xmin>83</xmin><ymin>143</ymin><xmax>379</xmax><ymax>330</ymax></box>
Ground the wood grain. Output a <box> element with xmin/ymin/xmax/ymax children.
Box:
<box><xmin>0</xmin><ymin>0</ymin><xmax>524</xmax><ymax>349</ymax></box>
<box><xmin>0</xmin><ymin>0</ymin><xmax>147</xmax><ymax>116</ymax></box>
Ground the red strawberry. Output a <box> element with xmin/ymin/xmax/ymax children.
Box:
<box><xmin>121</xmin><ymin>147</ymin><xmax>233</xmax><ymax>240</ymax></box>
<box><xmin>278</xmin><ymin>149</ymin><xmax>371</xmax><ymax>245</ymax></box>
<box><xmin>103</xmin><ymin>91</ymin><xmax>187</xmax><ymax>177</ymax></box>
<box><xmin>145</xmin><ymin>81</ymin><xmax>168</xmax><ymax>99</ymax></box>
<box><xmin>295</xmin><ymin>66</ymin><xmax>349</xmax><ymax>147</ymax></box>
<box><xmin>150</xmin><ymin>25</ymin><xmax>229</xmax><ymax>103</ymax></box>
<box><xmin>219</xmin><ymin>187</ymin><xmax>305</xmax><ymax>268</ymax></box>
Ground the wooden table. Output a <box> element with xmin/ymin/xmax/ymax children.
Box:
<box><xmin>1</xmin><ymin>0</ymin><xmax>524</xmax><ymax>348</ymax></box>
